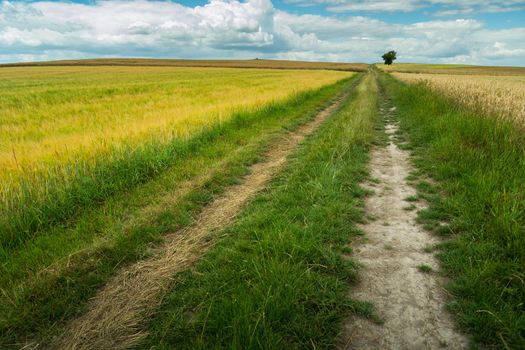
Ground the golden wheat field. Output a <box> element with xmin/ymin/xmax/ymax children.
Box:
<box><xmin>379</xmin><ymin>63</ymin><xmax>525</xmax><ymax>76</ymax></box>
<box><xmin>0</xmin><ymin>66</ymin><xmax>351</xmax><ymax>189</ymax></box>
<box><xmin>392</xmin><ymin>72</ymin><xmax>525</xmax><ymax>124</ymax></box>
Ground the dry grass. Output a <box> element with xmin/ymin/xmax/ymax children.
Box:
<box><xmin>1</xmin><ymin>58</ymin><xmax>368</xmax><ymax>72</ymax></box>
<box><xmin>392</xmin><ymin>72</ymin><xmax>525</xmax><ymax>124</ymax></box>
<box><xmin>378</xmin><ymin>63</ymin><xmax>525</xmax><ymax>76</ymax></box>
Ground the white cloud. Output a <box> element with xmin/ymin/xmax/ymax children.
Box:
<box><xmin>283</xmin><ymin>0</ymin><xmax>421</xmax><ymax>12</ymax></box>
<box><xmin>0</xmin><ymin>0</ymin><xmax>276</xmax><ymax>57</ymax></box>
<box><xmin>328</xmin><ymin>1</ymin><xmax>422</xmax><ymax>13</ymax></box>
<box><xmin>0</xmin><ymin>0</ymin><xmax>524</xmax><ymax>66</ymax></box>
<box><xmin>275</xmin><ymin>11</ymin><xmax>525</xmax><ymax>65</ymax></box>
<box><xmin>285</xmin><ymin>0</ymin><xmax>525</xmax><ymax>14</ymax></box>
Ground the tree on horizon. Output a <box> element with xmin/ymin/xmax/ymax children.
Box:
<box><xmin>382</xmin><ymin>51</ymin><xmax>397</xmax><ymax>65</ymax></box>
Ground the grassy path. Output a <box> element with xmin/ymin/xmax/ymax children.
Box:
<box><xmin>52</xmin><ymin>79</ymin><xmax>358</xmax><ymax>350</ymax></box>
<box><xmin>339</xmin><ymin>78</ymin><xmax>467</xmax><ymax>349</ymax></box>
<box><xmin>135</xmin><ymin>72</ymin><xmax>378</xmax><ymax>349</ymax></box>
<box><xmin>1</xmin><ymin>77</ymin><xmax>356</xmax><ymax>348</ymax></box>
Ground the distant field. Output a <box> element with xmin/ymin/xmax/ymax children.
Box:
<box><xmin>0</xmin><ymin>58</ymin><xmax>368</xmax><ymax>72</ymax></box>
<box><xmin>392</xmin><ymin>72</ymin><xmax>525</xmax><ymax>124</ymax></box>
<box><xmin>378</xmin><ymin>63</ymin><xmax>525</xmax><ymax>76</ymax></box>
<box><xmin>0</xmin><ymin>66</ymin><xmax>351</xmax><ymax>250</ymax></box>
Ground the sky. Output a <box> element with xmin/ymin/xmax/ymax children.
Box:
<box><xmin>0</xmin><ymin>0</ymin><xmax>524</xmax><ymax>65</ymax></box>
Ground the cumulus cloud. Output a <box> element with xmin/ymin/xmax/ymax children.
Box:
<box><xmin>0</xmin><ymin>0</ymin><xmax>277</xmax><ymax>58</ymax></box>
<box><xmin>0</xmin><ymin>0</ymin><xmax>524</xmax><ymax>65</ymax></box>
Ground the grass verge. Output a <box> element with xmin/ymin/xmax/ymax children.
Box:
<box><xmin>0</xmin><ymin>76</ymin><xmax>359</xmax><ymax>347</ymax></box>
<box><xmin>137</xmin><ymin>73</ymin><xmax>378</xmax><ymax>349</ymax></box>
<box><xmin>381</xmin><ymin>73</ymin><xmax>525</xmax><ymax>349</ymax></box>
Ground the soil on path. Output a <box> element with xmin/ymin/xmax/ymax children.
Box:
<box><xmin>50</xmin><ymin>86</ymin><xmax>353</xmax><ymax>350</ymax></box>
<box><xmin>339</xmin><ymin>96</ymin><xmax>468</xmax><ymax>349</ymax></box>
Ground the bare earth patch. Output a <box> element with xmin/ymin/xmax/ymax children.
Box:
<box><xmin>49</xmin><ymin>88</ymin><xmax>350</xmax><ymax>350</ymax></box>
<box><xmin>339</xmin><ymin>103</ymin><xmax>468</xmax><ymax>349</ymax></box>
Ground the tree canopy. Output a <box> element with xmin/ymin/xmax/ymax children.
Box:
<box><xmin>382</xmin><ymin>51</ymin><xmax>397</xmax><ymax>65</ymax></box>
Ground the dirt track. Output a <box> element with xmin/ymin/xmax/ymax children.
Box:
<box><xmin>339</xmin><ymin>95</ymin><xmax>468</xmax><ymax>349</ymax></box>
<box><xmin>49</xmin><ymin>85</ymin><xmax>352</xmax><ymax>350</ymax></box>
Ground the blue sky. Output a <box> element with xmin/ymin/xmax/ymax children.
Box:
<box><xmin>1</xmin><ymin>0</ymin><xmax>524</xmax><ymax>65</ymax></box>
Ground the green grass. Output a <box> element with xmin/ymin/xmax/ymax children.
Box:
<box><xmin>418</xmin><ymin>264</ymin><xmax>433</xmax><ymax>273</ymax></box>
<box><xmin>403</xmin><ymin>204</ymin><xmax>417</xmax><ymax>211</ymax></box>
<box><xmin>381</xmin><ymin>73</ymin><xmax>525</xmax><ymax>349</ymax></box>
<box><xmin>0</xmin><ymin>76</ymin><xmax>359</xmax><ymax>348</ymax></box>
<box><xmin>137</xmin><ymin>73</ymin><xmax>379</xmax><ymax>349</ymax></box>
<box><xmin>405</xmin><ymin>195</ymin><xmax>418</xmax><ymax>202</ymax></box>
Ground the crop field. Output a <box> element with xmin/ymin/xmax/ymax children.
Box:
<box><xmin>0</xmin><ymin>60</ymin><xmax>524</xmax><ymax>350</ymax></box>
<box><xmin>1</xmin><ymin>58</ymin><xmax>368</xmax><ymax>72</ymax></box>
<box><xmin>378</xmin><ymin>62</ymin><xmax>525</xmax><ymax>76</ymax></box>
<box><xmin>392</xmin><ymin>72</ymin><xmax>525</xmax><ymax>124</ymax></box>
<box><xmin>1</xmin><ymin>66</ymin><xmax>348</xmax><ymax>178</ymax></box>
<box><xmin>0</xmin><ymin>66</ymin><xmax>350</xmax><ymax>251</ymax></box>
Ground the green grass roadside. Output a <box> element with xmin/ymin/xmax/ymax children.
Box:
<box><xmin>380</xmin><ymin>73</ymin><xmax>525</xmax><ymax>349</ymax></box>
<box><xmin>0</xmin><ymin>76</ymin><xmax>358</xmax><ymax>347</ymax></box>
<box><xmin>137</xmin><ymin>73</ymin><xmax>379</xmax><ymax>349</ymax></box>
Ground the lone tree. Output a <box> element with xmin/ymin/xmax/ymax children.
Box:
<box><xmin>382</xmin><ymin>50</ymin><xmax>397</xmax><ymax>65</ymax></box>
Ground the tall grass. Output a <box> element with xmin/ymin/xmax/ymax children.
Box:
<box><xmin>0</xmin><ymin>66</ymin><xmax>351</xmax><ymax>253</ymax></box>
<box><xmin>381</xmin><ymin>73</ymin><xmax>525</xmax><ymax>349</ymax></box>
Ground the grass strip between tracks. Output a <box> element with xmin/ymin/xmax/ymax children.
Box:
<box><xmin>138</xmin><ymin>73</ymin><xmax>379</xmax><ymax>349</ymax></box>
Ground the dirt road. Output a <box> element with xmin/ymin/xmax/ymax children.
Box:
<box><xmin>339</xmin><ymin>90</ymin><xmax>468</xmax><ymax>349</ymax></box>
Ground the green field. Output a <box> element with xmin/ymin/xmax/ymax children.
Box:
<box><xmin>0</xmin><ymin>61</ymin><xmax>523</xmax><ymax>349</ymax></box>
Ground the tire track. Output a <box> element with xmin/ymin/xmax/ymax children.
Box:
<box><xmin>49</xmin><ymin>81</ymin><xmax>357</xmax><ymax>350</ymax></box>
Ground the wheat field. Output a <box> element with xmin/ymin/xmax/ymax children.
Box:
<box><xmin>2</xmin><ymin>58</ymin><xmax>368</xmax><ymax>72</ymax></box>
<box><xmin>392</xmin><ymin>72</ymin><xmax>525</xmax><ymax>124</ymax></box>
<box><xmin>379</xmin><ymin>63</ymin><xmax>525</xmax><ymax>76</ymax></box>
<box><xmin>0</xmin><ymin>66</ymin><xmax>350</xmax><ymax>188</ymax></box>
<box><xmin>0</xmin><ymin>66</ymin><xmax>351</xmax><ymax>248</ymax></box>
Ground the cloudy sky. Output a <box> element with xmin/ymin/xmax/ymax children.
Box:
<box><xmin>1</xmin><ymin>0</ymin><xmax>524</xmax><ymax>65</ymax></box>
